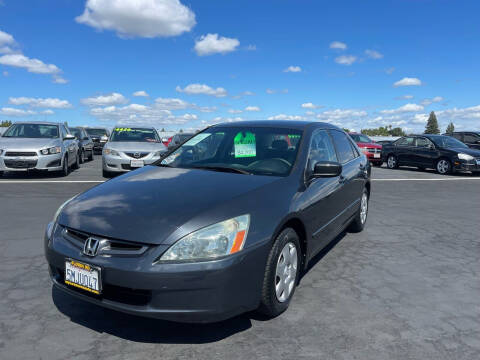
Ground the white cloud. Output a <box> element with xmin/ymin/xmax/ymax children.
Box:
<box><xmin>133</xmin><ymin>90</ymin><xmax>149</xmax><ymax>97</ymax></box>
<box><xmin>301</xmin><ymin>102</ymin><xmax>322</xmax><ymax>109</ymax></box>
<box><xmin>365</xmin><ymin>49</ymin><xmax>383</xmax><ymax>59</ymax></box>
<box><xmin>41</xmin><ymin>109</ymin><xmax>55</xmax><ymax>115</ymax></box>
<box><xmin>194</xmin><ymin>33</ymin><xmax>240</xmax><ymax>56</ymax></box>
<box><xmin>76</xmin><ymin>0</ymin><xmax>196</xmax><ymax>38</ymax></box>
<box><xmin>176</xmin><ymin>83</ymin><xmax>227</xmax><ymax>97</ymax></box>
<box><xmin>411</xmin><ymin>113</ymin><xmax>429</xmax><ymax>124</ymax></box>
<box><xmin>266</xmin><ymin>88</ymin><xmax>288</xmax><ymax>94</ymax></box>
<box><xmin>81</xmin><ymin>92</ymin><xmax>129</xmax><ymax>106</ymax></box>
<box><xmin>385</xmin><ymin>67</ymin><xmax>395</xmax><ymax>75</ymax></box>
<box><xmin>395</xmin><ymin>94</ymin><xmax>414</xmax><ymax>100</ymax></box>
<box><xmin>0</xmin><ymin>30</ymin><xmax>14</xmax><ymax>45</ymax></box>
<box><xmin>0</xmin><ymin>53</ymin><xmax>60</xmax><ymax>74</ymax></box>
<box><xmin>436</xmin><ymin>105</ymin><xmax>480</xmax><ymax>129</ymax></box>
<box><xmin>246</xmin><ymin>45</ymin><xmax>256</xmax><ymax>51</ymax></box>
<box><xmin>0</xmin><ymin>107</ymin><xmax>36</xmax><ymax>116</ymax></box>
<box><xmin>330</xmin><ymin>41</ymin><xmax>347</xmax><ymax>50</ymax></box>
<box><xmin>245</xmin><ymin>106</ymin><xmax>260</xmax><ymax>112</ymax></box>
<box><xmin>53</xmin><ymin>76</ymin><xmax>68</xmax><ymax>84</ymax></box>
<box><xmin>89</xmin><ymin>103</ymin><xmax>196</xmax><ymax>125</ymax></box>
<box><xmin>421</xmin><ymin>96</ymin><xmax>444</xmax><ymax>106</ymax></box>
<box><xmin>8</xmin><ymin>97</ymin><xmax>72</xmax><ymax>109</ymax></box>
<box><xmin>380</xmin><ymin>103</ymin><xmax>424</xmax><ymax>114</ymax></box>
<box><xmin>155</xmin><ymin>97</ymin><xmax>189</xmax><ymax>110</ymax></box>
<box><xmin>335</xmin><ymin>55</ymin><xmax>357</xmax><ymax>66</ymax></box>
<box><xmin>316</xmin><ymin>109</ymin><xmax>367</xmax><ymax>123</ymax></box>
<box><xmin>211</xmin><ymin>116</ymin><xmax>243</xmax><ymax>124</ymax></box>
<box><xmin>393</xmin><ymin>77</ymin><xmax>422</xmax><ymax>87</ymax></box>
<box><xmin>283</xmin><ymin>65</ymin><xmax>302</xmax><ymax>73</ymax></box>
<box><xmin>268</xmin><ymin>114</ymin><xmax>304</xmax><ymax>121</ymax></box>
<box><xmin>2</xmin><ymin>71</ymin><xmax>8</xmax><ymax>76</ymax></box>
<box><xmin>228</xmin><ymin>109</ymin><xmax>243</xmax><ymax>114</ymax></box>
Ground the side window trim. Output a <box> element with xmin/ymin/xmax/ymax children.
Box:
<box><xmin>328</xmin><ymin>129</ymin><xmax>356</xmax><ymax>165</ymax></box>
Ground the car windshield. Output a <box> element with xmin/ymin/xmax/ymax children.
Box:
<box><xmin>110</xmin><ymin>127</ymin><xmax>160</xmax><ymax>142</ymax></box>
<box><xmin>350</xmin><ymin>134</ymin><xmax>372</xmax><ymax>143</ymax></box>
<box><xmin>177</xmin><ymin>134</ymin><xmax>194</xmax><ymax>142</ymax></box>
<box><xmin>430</xmin><ymin>135</ymin><xmax>468</xmax><ymax>149</ymax></box>
<box><xmin>86</xmin><ymin>128</ymin><xmax>107</xmax><ymax>136</ymax></box>
<box><xmin>160</xmin><ymin>126</ymin><xmax>303</xmax><ymax>177</ymax></box>
<box><xmin>69</xmin><ymin>128</ymin><xmax>82</xmax><ymax>139</ymax></box>
<box><xmin>2</xmin><ymin>124</ymin><xmax>59</xmax><ymax>138</ymax></box>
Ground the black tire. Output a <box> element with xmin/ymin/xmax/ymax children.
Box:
<box><xmin>72</xmin><ymin>152</ymin><xmax>80</xmax><ymax>170</ymax></box>
<box><xmin>436</xmin><ymin>158</ymin><xmax>452</xmax><ymax>175</ymax></box>
<box><xmin>102</xmin><ymin>169</ymin><xmax>112</xmax><ymax>178</ymax></box>
<box><xmin>348</xmin><ymin>188</ymin><xmax>369</xmax><ymax>233</ymax></box>
<box><xmin>79</xmin><ymin>150</ymin><xmax>85</xmax><ymax>164</ymax></box>
<box><xmin>257</xmin><ymin>228</ymin><xmax>301</xmax><ymax>318</ymax></box>
<box><xmin>0</xmin><ymin>171</ymin><xmax>3</xmax><ymax>177</ymax></box>
<box><xmin>88</xmin><ymin>150</ymin><xmax>94</xmax><ymax>161</ymax></box>
<box><xmin>418</xmin><ymin>166</ymin><xmax>426</xmax><ymax>171</ymax></box>
<box><xmin>386</xmin><ymin>154</ymin><xmax>398</xmax><ymax>169</ymax></box>
<box><xmin>59</xmin><ymin>155</ymin><xmax>69</xmax><ymax>177</ymax></box>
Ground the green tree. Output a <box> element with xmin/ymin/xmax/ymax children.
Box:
<box><xmin>342</xmin><ymin>128</ymin><xmax>350</xmax><ymax>133</ymax></box>
<box><xmin>424</xmin><ymin>111</ymin><xmax>440</xmax><ymax>134</ymax></box>
<box><xmin>0</xmin><ymin>120</ymin><xmax>12</xmax><ymax>127</ymax></box>
<box><xmin>445</xmin><ymin>122</ymin><xmax>455</xmax><ymax>134</ymax></box>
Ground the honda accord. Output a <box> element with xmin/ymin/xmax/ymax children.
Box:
<box><xmin>45</xmin><ymin>121</ymin><xmax>371</xmax><ymax>323</ymax></box>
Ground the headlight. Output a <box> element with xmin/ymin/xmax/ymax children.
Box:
<box><xmin>47</xmin><ymin>196</ymin><xmax>76</xmax><ymax>238</ymax></box>
<box><xmin>103</xmin><ymin>148</ymin><xmax>119</xmax><ymax>156</ymax></box>
<box><xmin>40</xmin><ymin>147</ymin><xmax>61</xmax><ymax>155</ymax></box>
<box><xmin>458</xmin><ymin>153</ymin><xmax>474</xmax><ymax>161</ymax></box>
<box><xmin>159</xmin><ymin>215</ymin><xmax>250</xmax><ymax>262</ymax></box>
<box><xmin>100</xmin><ymin>135</ymin><xmax>108</xmax><ymax>142</ymax></box>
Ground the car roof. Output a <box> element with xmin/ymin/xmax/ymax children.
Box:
<box><xmin>210</xmin><ymin>120</ymin><xmax>340</xmax><ymax>131</ymax></box>
<box><xmin>10</xmin><ymin>121</ymin><xmax>60</xmax><ymax>126</ymax></box>
<box><xmin>112</xmin><ymin>125</ymin><xmax>156</xmax><ymax>130</ymax></box>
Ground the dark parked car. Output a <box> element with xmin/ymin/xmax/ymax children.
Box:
<box><xmin>375</xmin><ymin>139</ymin><xmax>395</xmax><ymax>146</ymax></box>
<box><xmin>167</xmin><ymin>132</ymin><xmax>195</xmax><ymax>150</ymax></box>
<box><xmin>85</xmin><ymin>127</ymin><xmax>110</xmax><ymax>153</ymax></box>
<box><xmin>348</xmin><ymin>133</ymin><xmax>383</xmax><ymax>166</ymax></box>
<box><xmin>382</xmin><ymin>134</ymin><xmax>480</xmax><ymax>174</ymax></box>
<box><xmin>45</xmin><ymin>121</ymin><xmax>371</xmax><ymax>323</ymax></box>
<box><xmin>68</xmin><ymin>127</ymin><xmax>94</xmax><ymax>163</ymax></box>
<box><xmin>444</xmin><ymin>131</ymin><xmax>480</xmax><ymax>150</ymax></box>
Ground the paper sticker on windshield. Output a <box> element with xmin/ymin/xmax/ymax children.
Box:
<box><xmin>234</xmin><ymin>132</ymin><xmax>256</xmax><ymax>158</ymax></box>
<box><xmin>114</xmin><ymin>127</ymin><xmax>132</xmax><ymax>132</ymax></box>
<box><xmin>184</xmin><ymin>133</ymin><xmax>211</xmax><ymax>146</ymax></box>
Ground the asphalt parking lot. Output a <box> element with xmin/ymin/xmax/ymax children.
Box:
<box><xmin>1</xmin><ymin>158</ymin><xmax>479</xmax><ymax>360</ymax></box>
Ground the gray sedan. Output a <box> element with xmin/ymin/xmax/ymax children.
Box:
<box><xmin>0</xmin><ymin>122</ymin><xmax>79</xmax><ymax>177</ymax></box>
<box><xmin>102</xmin><ymin>126</ymin><xmax>167</xmax><ymax>177</ymax></box>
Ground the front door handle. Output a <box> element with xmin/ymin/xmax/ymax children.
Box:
<box><xmin>339</xmin><ymin>175</ymin><xmax>346</xmax><ymax>184</ymax></box>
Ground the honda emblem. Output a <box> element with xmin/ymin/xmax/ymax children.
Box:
<box><xmin>83</xmin><ymin>237</ymin><xmax>100</xmax><ymax>257</ymax></box>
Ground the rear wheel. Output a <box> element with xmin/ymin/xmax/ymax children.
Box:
<box><xmin>348</xmin><ymin>188</ymin><xmax>369</xmax><ymax>232</ymax></box>
<box><xmin>436</xmin><ymin>158</ymin><xmax>451</xmax><ymax>175</ymax></box>
<box><xmin>387</xmin><ymin>154</ymin><xmax>398</xmax><ymax>169</ymax></box>
<box><xmin>258</xmin><ymin>228</ymin><xmax>301</xmax><ymax>318</ymax></box>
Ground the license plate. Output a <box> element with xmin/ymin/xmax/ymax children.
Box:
<box><xmin>373</xmin><ymin>153</ymin><xmax>381</xmax><ymax>158</ymax></box>
<box><xmin>130</xmin><ymin>160</ymin><xmax>144</xmax><ymax>168</ymax></box>
<box><xmin>65</xmin><ymin>259</ymin><xmax>101</xmax><ymax>295</ymax></box>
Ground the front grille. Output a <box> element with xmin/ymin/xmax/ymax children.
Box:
<box><xmin>54</xmin><ymin>267</ymin><xmax>152</xmax><ymax>306</ymax></box>
<box><xmin>4</xmin><ymin>159</ymin><xmax>38</xmax><ymax>169</ymax></box>
<box><xmin>125</xmin><ymin>152</ymin><xmax>150</xmax><ymax>159</ymax></box>
<box><xmin>121</xmin><ymin>164</ymin><xmax>134</xmax><ymax>170</ymax></box>
<box><xmin>62</xmin><ymin>227</ymin><xmax>148</xmax><ymax>256</ymax></box>
<box><xmin>5</xmin><ymin>151</ymin><xmax>37</xmax><ymax>157</ymax></box>
<box><xmin>366</xmin><ymin>148</ymin><xmax>381</xmax><ymax>154</ymax></box>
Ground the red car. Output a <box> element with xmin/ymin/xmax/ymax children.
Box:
<box><xmin>349</xmin><ymin>133</ymin><xmax>383</xmax><ymax>166</ymax></box>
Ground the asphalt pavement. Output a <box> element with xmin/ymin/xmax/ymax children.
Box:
<box><xmin>1</xmin><ymin>158</ymin><xmax>479</xmax><ymax>360</ymax></box>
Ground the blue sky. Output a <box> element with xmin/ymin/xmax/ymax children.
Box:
<box><xmin>1</xmin><ymin>0</ymin><xmax>479</xmax><ymax>133</ymax></box>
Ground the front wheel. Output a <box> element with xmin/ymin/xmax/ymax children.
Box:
<box><xmin>436</xmin><ymin>159</ymin><xmax>451</xmax><ymax>175</ymax></box>
<box><xmin>79</xmin><ymin>150</ymin><xmax>85</xmax><ymax>164</ymax></box>
<box><xmin>257</xmin><ymin>228</ymin><xmax>301</xmax><ymax>318</ymax></box>
<box><xmin>348</xmin><ymin>188</ymin><xmax>369</xmax><ymax>233</ymax></box>
<box><xmin>387</xmin><ymin>155</ymin><xmax>398</xmax><ymax>169</ymax></box>
<box><xmin>59</xmin><ymin>155</ymin><xmax>69</xmax><ymax>177</ymax></box>
<box><xmin>88</xmin><ymin>150</ymin><xmax>94</xmax><ymax>161</ymax></box>
<box><xmin>72</xmin><ymin>152</ymin><xmax>80</xmax><ymax>170</ymax></box>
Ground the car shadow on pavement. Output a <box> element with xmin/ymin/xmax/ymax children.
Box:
<box><xmin>52</xmin><ymin>287</ymin><xmax>252</xmax><ymax>344</ymax></box>
<box><xmin>1</xmin><ymin>170</ymin><xmax>77</xmax><ymax>179</ymax></box>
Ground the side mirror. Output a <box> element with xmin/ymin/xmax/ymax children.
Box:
<box><xmin>312</xmin><ymin>161</ymin><xmax>342</xmax><ymax>178</ymax></box>
<box><xmin>64</xmin><ymin>134</ymin><xmax>75</xmax><ymax>140</ymax></box>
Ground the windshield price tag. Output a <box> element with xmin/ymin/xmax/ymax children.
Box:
<box><xmin>234</xmin><ymin>132</ymin><xmax>256</xmax><ymax>158</ymax></box>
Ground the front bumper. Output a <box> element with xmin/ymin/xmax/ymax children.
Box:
<box><xmin>102</xmin><ymin>152</ymin><xmax>163</xmax><ymax>172</ymax></box>
<box><xmin>361</xmin><ymin>151</ymin><xmax>383</xmax><ymax>163</ymax></box>
<box><xmin>0</xmin><ymin>153</ymin><xmax>63</xmax><ymax>172</ymax></box>
<box><xmin>453</xmin><ymin>159</ymin><xmax>480</xmax><ymax>172</ymax></box>
<box><xmin>44</xmin><ymin>223</ymin><xmax>269</xmax><ymax>323</ymax></box>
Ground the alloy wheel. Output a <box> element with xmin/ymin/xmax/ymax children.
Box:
<box><xmin>275</xmin><ymin>242</ymin><xmax>298</xmax><ymax>303</ymax></box>
<box><xmin>360</xmin><ymin>192</ymin><xmax>368</xmax><ymax>224</ymax></box>
<box><xmin>437</xmin><ymin>159</ymin><xmax>450</xmax><ymax>174</ymax></box>
<box><xmin>387</xmin><ymin>155</ymin><xmax>396</xmax><ymax>169</ymax></box>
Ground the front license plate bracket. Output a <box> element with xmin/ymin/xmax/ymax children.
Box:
<box><xmin>64</xmin><ymin>259</ymin><xmax>102</xmax><ymax>295</ymax></box>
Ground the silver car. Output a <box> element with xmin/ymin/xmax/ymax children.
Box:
<box><xmin>102</xmin><ymin>126</ymin><xmax>167</xmax><ymax>177</ymax></box>
<box><xmin>0</xmin><ymin>122</ymin><xmax>79</xmax><ymax>177</ymax></box>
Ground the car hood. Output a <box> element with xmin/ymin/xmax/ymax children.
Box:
<box><xmin>0</xmin><ymin>137</ymin><xmax>60</xmax><ymax>150</ymax></box>
<box><xmin>356</xmin><ymin>142</ymin><xmax>382</xmax><ymax>148</ymax></box>
<box><xmin>58</xmin><ymin>166</ymin><xmax>279</xmax><ymax>245</ymax></box>
<box><xmin>106</xmin><ymin>141</ymin><xmax>167</xmax><ymax>152</ymax></box>
<box><xmin>448</xmin><ymin>147</ymin><xmax>480</xmax><ymax>157</ymax></box>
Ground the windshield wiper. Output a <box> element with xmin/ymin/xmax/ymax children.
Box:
<box><xmin>191</xmin><ymin>165</ymin><xmax>251</xmax><ymax>175</ymax></box>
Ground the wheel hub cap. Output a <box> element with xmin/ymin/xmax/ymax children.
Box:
<box><xmin>360</xmin><ymin>193</ymin><xmax>368</xmax><ymax>224</ymax></box>
<box><xmin>275</xmin><ymin>242</ymin><xmax>298</xmax><ymax>303</ymax></box>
